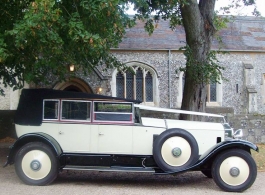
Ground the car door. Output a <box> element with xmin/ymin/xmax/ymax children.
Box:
<box><xmin>58</xmin><ymin>123</ymin><xmax>91</xmax><ymax>152</ymax></box>
<box><xmin>57</xmin><ymin>100</ymin><xmax>92</xmax><ymax>153</ymax></box>
<box><xmin>97</xmin><ymin>125</ymin><xmax>133</xmax><ymax>154</ymax></box>
<box><xmin>93</xmin><ymin>101</ymin><xmax>134</xmax><ymax>154</ymax></box>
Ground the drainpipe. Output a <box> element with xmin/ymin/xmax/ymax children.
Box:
<box><xmin>168</xmin><ymin>50</ymin><xmax>172</xmax><ymax>108</ymax></box>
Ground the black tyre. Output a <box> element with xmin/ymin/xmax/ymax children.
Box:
<box><xmin>201</xmin><ymin>169</ymin><xmax>212</xmax><ymax>178</ymax></box>
<box><xmin>15</xmin><ymin>142</ymin><xmax>59</xmax><ymax>185</ymax></box>
<box><xmin>212</xmin><ymin>149</ymin><xmax>257</xmax><ymax>192</ymax></box>
<box><xmin>153</xmin><ymin>128</ymin><xmax>199</xmax><ymax>172</ymax></box>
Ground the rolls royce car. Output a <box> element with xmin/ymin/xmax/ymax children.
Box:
<box><xmin>4</xmin><ymin>89</ymin><xmax>258</xmax><ymax>192</ymax></box>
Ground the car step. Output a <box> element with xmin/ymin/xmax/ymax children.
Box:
<box><xmin>63</xmin><ymin>165</ymin><xmax>155</xmax><ymax>173</ymax></box>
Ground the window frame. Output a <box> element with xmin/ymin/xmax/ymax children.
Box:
<box><xmin>93</xmin><ymin>101</ymin><xmax>134</xmax><ymax>124</ymax></box>
<box><xmin>115</xmin><ymin>68</ymin><xmax>154</xmax><ymax>103</ymax></box>
<box><xmin>112</xmin><ymin>62</ymin><xmax>159</xmax><ymax>107</ymax></box>
<box><xmin>206</xmin><ymin>81</ymin><xmax>222</xmax><ymax>107</ymax></box>
<box><xmin>207</xmin><ymin>82</ymin><xmax>217</xmax><ymax>103</ymax></box>
<box><xmin>43</xmin><ymin>99</ymin><xmax>60</xmax><ymax>121</ymax></box>
<box><xmin>60</xmin><ymin>100</ymin><xmax>92</xmax><ymax>122</ymax></box>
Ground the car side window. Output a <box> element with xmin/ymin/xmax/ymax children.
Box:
<box><xmin>93</xmin><ymin>102</ymin><xmax>133</xmax><ymax>122</ymax></box>
<box><xmin>61</xmin><ymin>100</ymin><xmax>91</xmax><ymax>121</ymax></box>
<box><xmin>43</xmin><ymin>100</ymin><xmax>59</xmax><ymax>120</ymax></box>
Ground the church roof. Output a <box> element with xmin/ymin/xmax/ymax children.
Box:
<box><xmin>118</xmin><ymin>16</ymin><xmax>265</xmax><ymax>51</ymax></box>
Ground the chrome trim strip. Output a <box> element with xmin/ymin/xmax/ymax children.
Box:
<box><xmin>63</xmin><ymin>166</ymin><xmax>155</xmax><ymax>173</ymax></box>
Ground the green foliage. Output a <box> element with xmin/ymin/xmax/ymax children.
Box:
<box><xmin>131</xmin><ymin>0</ymin><xmax>187</xmax><ymax>33</ymax></box>
<box><xmin>0</xmin><ymin>0</ymin><xmax>260</xmax><ymax>96</ymax></box>
<box><xmin>177</xmin><ymin>45</ymin><xmax>225</xmax><ymax>85</ymax></box>
<box><xmin>0</xmin><ymin>0</ymin><xmax>135</xmax><ymax>94</ymax></box>
<box><xmin>213</xmin><ymin>14</ymin><xmax>229</xmax><ymax>31</ymax></box>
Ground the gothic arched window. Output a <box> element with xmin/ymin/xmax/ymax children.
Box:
<box><xmin>116</xmin><ymin>72</ymin><xmax>124</xmax><ymax>98</ymax></box>
<box><xmin>115</xmin><ymin>65</ymin><xmax>155</xmax><ymax>103</ymax></box>
<box><xmin>145</xmin><ymin>72</ymin><xmax>153</xmax><ymax>102</ymax></box>
<box><xmin>208</xmin><ymin>82</ymin><xmax>217</xmax><ymax>102</ymax></box>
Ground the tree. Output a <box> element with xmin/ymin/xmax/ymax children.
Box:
<box><xmin>130</xmin><ymin>0</ymin><xmax>260</xmax><ymax>120</ymax></box>
<box><xmin>0</xmin><ymin>0</ymin><xmax>260</xmax><ymax>119</ymax></box>
<box><xmin>0</xmin><ymin>0</ymin><xmax>135</xmax><ymax>94</ymax></box>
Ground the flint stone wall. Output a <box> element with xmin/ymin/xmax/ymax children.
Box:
<box><xmin>112</xmin><ymin>50</ymin><xmax>265</xmax><ymax>115</ymax></box>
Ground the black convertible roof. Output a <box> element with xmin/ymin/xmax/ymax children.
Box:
<box><xmin>15</xmin><ymin>88</ymin><xmax>141</xmax><ymax>126</ymax></box>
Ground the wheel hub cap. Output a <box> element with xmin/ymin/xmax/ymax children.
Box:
<box><xmin>172</xmin><ymin>147</ymin><xmax>182</xmax><ymax>157</ymax></box>
<box><xmin>161</xmin><ymin>137</ymin><xmax>191</xmax><ymax>166</ymax></box>
<box><xmin>230</xmin><ymin>167</ymin><xmax>240</xmax><ymax>177</ymax></box>
<box><xmin>30</xmin><ymin>160</ymin><xmax>42</xmax><ymax>171</ymax></box>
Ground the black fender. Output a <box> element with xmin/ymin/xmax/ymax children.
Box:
<box><xmin>155</xmin><ymin>139</ymin><xmax>258</xmax><ymax>175</ymax></box>
<box><xmin>195</xmin><ymin>139</ymin><xmax>258</xmax><ymax>168</ymax></box>
<box><xmin>3</xmin><ymin>132</ymin><xmax>63</xmax><ymax>167</ymax></box>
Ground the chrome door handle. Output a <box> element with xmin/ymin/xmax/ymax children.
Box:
<box><xmin>59</xmin><ymin>131</ymin><xmax>63</xmax><ymax>135</ymax></box>
<box><xmin>99</xmin><ymin>132</ymin><xmax>104</xmax><ymax>135</ymax></box>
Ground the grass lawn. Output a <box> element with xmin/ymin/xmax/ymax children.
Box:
<box><xmin>252</xmin><ymin>144</ymin><xmax>265</xmax><ymax>171</ymax></box>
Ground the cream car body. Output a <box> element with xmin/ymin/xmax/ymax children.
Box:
<box><xmin>16</xmin><ymin>106</ymin><xmax>224</xmax><ymax>155</ymax></box>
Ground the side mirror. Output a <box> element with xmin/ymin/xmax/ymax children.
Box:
<box><xmin>233</xmin><ymin>129</ymin><xmax>243</xmax><ymax>139</ymax></box>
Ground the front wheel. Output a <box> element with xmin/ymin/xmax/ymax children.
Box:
<box><xmin>15</xmin><ymin>142</ymin><xmax>58</xmax><ymax>185</ymax></box>
<box><xmin>212</xmin><ymin>149</ymin><xmax>257</xmax><ymax>192</ymax></box>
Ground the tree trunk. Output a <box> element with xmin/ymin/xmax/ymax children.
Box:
<box><xmin>179</xmin><ymin>0</ymin><xmax>216</xmax><ymax>120</ymax></box>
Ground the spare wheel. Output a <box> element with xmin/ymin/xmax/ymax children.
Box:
<box><xmin>153</xmin><ymin>128</ymin><xmax>199</xmax><ymax>172</ymax></box>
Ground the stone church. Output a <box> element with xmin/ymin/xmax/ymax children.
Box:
<box><xmin>0</xmin><ymin>16</ymin><xmax>265</xmax><ymax>142</ymax></box>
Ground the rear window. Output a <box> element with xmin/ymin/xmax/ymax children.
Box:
<box><xmin>43</xmin><ymin>100</ymin><xmax>59</xmax><ymax>120</ymax></box>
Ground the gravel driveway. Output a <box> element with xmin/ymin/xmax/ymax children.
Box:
<box><xmin>1</xmin><ymin>147</ymin><xmax>264</xmax><ymax>195</ymax></box>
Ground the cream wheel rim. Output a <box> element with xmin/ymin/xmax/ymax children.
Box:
<box><xmin>161</xmin><ymin>137</ymin><xmax>191</xmax><ymax>166</ymax></box>
<box><xmin>219</xmin><ymin>156</ymin><xmax>250</xmax><ymax>186</ymax></box>
<box><xmin>22</xmin><ymin>150</ymin><xmax>51</xmax><ymax>180</ymax></box>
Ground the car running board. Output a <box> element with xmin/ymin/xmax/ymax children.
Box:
<box><xmin>63</xmin><ymin>165</ymin><xmax>155</xmax><ymax>173</ymax></box>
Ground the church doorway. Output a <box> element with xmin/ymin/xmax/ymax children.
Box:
<box><xmin>53</xmin><ymin>78</ymin><xmax>93</xmax><ymax>93</ymax></box>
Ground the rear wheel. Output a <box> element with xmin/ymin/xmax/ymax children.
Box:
<box><xmin>212</xmin><ymin>149</ymin><xmax>257</xmax><ymax>192</ymax></box>
<box><xmin>15</xmin><ymin>142</ymin><xmax>58</xmax><ymax>185</ymax></box>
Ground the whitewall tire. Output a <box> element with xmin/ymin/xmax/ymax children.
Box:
<box><xmin>15</xmin><ymin>142</ymin><xmax>58</xmax><ymax>185</ymax></box>
<box><xmin>212</xmin><ymin>149</ymin><xmax>257</xmax><ymax>192</ymax></box>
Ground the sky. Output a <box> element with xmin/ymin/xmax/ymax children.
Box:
<box><xmin>215</xmin><ymin>0</ymin><xmax>265</xmax><ymax>16</ymax></box>
<box><xmin>126</xmin><ymin>0</ymin><xmax>265</xmax><ymax>16</ymax></box>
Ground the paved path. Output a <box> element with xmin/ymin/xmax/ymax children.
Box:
<box><xmin>1</xmin><ymin>147</ymin><xmax>264</xmax><ymax>195</ymax></box>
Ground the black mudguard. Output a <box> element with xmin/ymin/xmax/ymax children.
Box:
<box><xmin>3</xmin><ymin>132</ymin><xmax>63</xmax><ymax>167</ymax></box>
<box><xmin>195</xmin><ymin>139</ymin><xmax>258</xmax><ymax>168</ymax></box>
<box><xmin>156</xmin><ymin>139</ymin><xmax>258</xmax><ymax>175</ymax></box>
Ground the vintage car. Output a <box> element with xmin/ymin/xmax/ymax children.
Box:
<box><xmin>4</xmin><ymin>88</ymin><xmax>258</xmax><ymax>192</ymax></box>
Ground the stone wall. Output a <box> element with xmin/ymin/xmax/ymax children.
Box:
<box><xmin>111</xmin><ymin>50</ymin><xmax>265</xmax><ymax>115</ymax></box>
<box><xmin>206</xmin><ymin>107</ymin><xmax>265</xmax><ymax>144</ymax></box>
<box><xmin>0</xmin><ymin>84</ymin><xmax>24</xmax><ymax>110</ymax></box>
<box><xmin>228</xmin><ymin>114</ymin><xmax>265</xmax><ymax>144</ymax></box>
